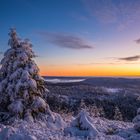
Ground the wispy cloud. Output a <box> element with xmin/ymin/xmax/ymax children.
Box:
<box><xmin>82</xmin><ymin>0</ymin><xmax>140</xmax><ymax>29</ymax></box>
<box><xmin>76</xmin><ymin>62</ymin><xmax>118</xmax><ymax>66</ymax></box>
<box><xmin>118</xmin><ymin>55</ymin><xmax>140</xmax><ymax>61</ymax></box>
<box><xmin>38</xmin><ymin>32</ymin><xmax>94</xmax><ymax>49</ymax></box>
<box><xmin>135</xmin><ymin>39</ymin><xmax>140</xmax><ymax>44</ymax></box>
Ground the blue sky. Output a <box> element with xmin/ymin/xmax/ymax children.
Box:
<box><xmin>1</xmin><ymin>0</ymin><xmax>140</xmax><ymax>76</ymax></box>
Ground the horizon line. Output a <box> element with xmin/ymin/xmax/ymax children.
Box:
<box><xmin>42</xmin><ymin>75</ymin><xmax>140</xmax><ymax>78</ymax></box>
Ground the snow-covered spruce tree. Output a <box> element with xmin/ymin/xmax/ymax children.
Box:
<box><xmin>0</xmin><ymin>29</ymin><xmax>50</xmax><ymax>122</ymax></box>
<box><xmin>133</xmin><ymin>108</ymin><xmax>140</xmax><ymax>132</ymax></box>
<box><xmin>114</xmin><ymin>106</ymin><xmax>123</xmax><ymax>121</ymax></box>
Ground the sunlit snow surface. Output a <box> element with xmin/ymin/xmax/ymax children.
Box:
<box><xmin>0</xmin><ymin>116</ymin><xmax>138</xmax><ymax>140</ymax></box>
<box><xmin>45</xmin><ymin>78</ymin><xmax>85</xmax><ymax>83</ymax></box>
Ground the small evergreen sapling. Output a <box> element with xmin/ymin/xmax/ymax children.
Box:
<box><xmin>114</xmin><ymin>106</ymin><xmax>123</xmax><ymax>121</ymax></box>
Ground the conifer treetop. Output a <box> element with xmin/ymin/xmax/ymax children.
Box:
<box><xmin>0</xmin><ymin>29</ymin><xmax>49</xmax><ymax>122</ymax></box>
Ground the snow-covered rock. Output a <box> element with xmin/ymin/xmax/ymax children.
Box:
<box><xmin>0</xmin><ymin>124</ymin><xmax>37</xmax><ymax>140</ymax></box>
<box><xmin>0</xmin><ymin>126</ymin><xmax>15</xmax><ymax>140</ymax></box>
<box><xmin>47</xmin><ymin>112</ymin><xmax>66</xmax><ymax>130</ymax></box>
<box><xmin>96</xmin><ymin>134</ymin><xmax>126</xmax><ymax>140</ymax></box>
<box><xmin>128</xmin><ymin>134</ymin><xmax>140</xmax><ymax>140</ymax></box>
<box><xmin>117</xmin><ymin>128</ymin><xmax>136</xmax><ymax>139</ymax></box>
<box><xmin>9</xmin><ymin>134</ymin><xmax>37</xmax><ymax>140</ymax></box>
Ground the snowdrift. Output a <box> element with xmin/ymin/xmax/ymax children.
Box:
<box><xmin>0</xmin><ymin>110</ymin><xmax>139</xmax><ymax>140</ymax></box>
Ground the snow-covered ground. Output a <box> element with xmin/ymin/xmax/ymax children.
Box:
<box><xmin>0</xmin><ymin>111</ymin><xmax>139</xmax><ymax>140</ymax></box>
<box><xmin>45</xmin><ymin>78</ymin><xmax>85</xmax><ymax>83</ymax></box>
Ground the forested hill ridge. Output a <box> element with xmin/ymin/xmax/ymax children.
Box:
<box><xmin>44</xmin><ymin>76</ymin><xmax>140</xmax><ymax>88</ymax></box>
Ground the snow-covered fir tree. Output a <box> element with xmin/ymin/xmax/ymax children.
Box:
<box><xmin>133</xmin><ymin>108</ymin><xmax>140</xmax><ymax>132</ymax></box>
<box><xmin>114</xmin><ymin>106</ymin><xmax>123</xmax><ymax>121</ymax></box>
<box><xmin>0</xmin><ymin>29</ymin><xmax>50</xmax><ymax>122</ymax></box>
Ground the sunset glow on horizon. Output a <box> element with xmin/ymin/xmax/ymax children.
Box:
<box><xmin>39</xmin><ymin>63</ymin><xmax>140</xmax><ymax>77</ymax></box>
<box><xmin>1</xmin><ymin>0</ymin><xmax>140</xmax><ymax>77</ymax></box>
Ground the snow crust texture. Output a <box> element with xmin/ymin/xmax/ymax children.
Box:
<box><xmin>0</xmin><ymin>112</ymin><xmax>139</xmax><ymax>140</ymax></box>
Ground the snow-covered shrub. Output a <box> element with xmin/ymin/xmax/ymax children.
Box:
<box><xmin>0</xmin><ymin>29</ymin><xmax>49</xmax><ymax>122</ymax></box>
<box><xmin>64</xmin><ymin>109</ymin><xmax>98</xmax><ymax>138</ymax></box>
